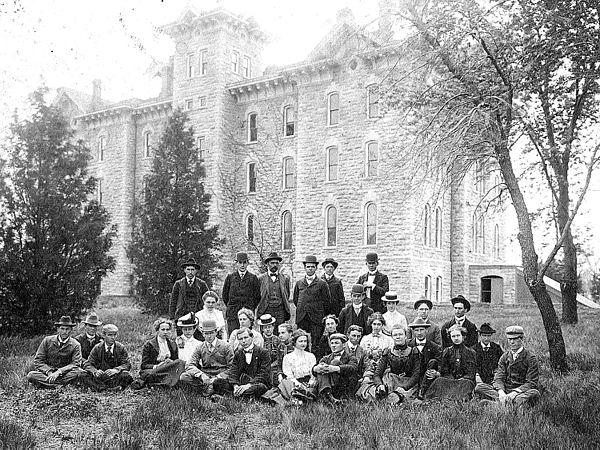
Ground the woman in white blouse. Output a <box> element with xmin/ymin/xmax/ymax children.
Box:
<box><xmin>195</xmin><ymin>291</ymin><xmax>227</xmax><ymax>340</ymax></box>
<box><xmin>228</xmin><ymin>308</ymin><xmax>264</xmax><ymax>350</ymax></box>
<box><xmin>279</xmin><ymin>329</ymin><xmax>317</xmax><ymax>404</ymax></box>
<box><xmin>360</xmin><ymin>313</ymin><xmax>393</xmax><ymax>374</ymax></box>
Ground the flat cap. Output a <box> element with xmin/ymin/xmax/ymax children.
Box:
<box><xmin>328</xmin><ymin>333</ymin><xmax>348</xmax><ymax>343</ymax></box>
<box><xmin>505</xmin><ymin>325</ymin><xmax>524</xmax><ymax>337</ymax></box>
<box><xmin>103</xmin><ymin>324</ymin><xmax>119</xmax><ymax>333</ymax></box>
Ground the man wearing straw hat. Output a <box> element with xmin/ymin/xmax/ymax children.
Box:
<box><xmin>26</xmin><ymin>316</ymin><xmax>86</xmax><ymax>388</ymax></box>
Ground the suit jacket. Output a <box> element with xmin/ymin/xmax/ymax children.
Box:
<box><xmin>374</xmin><ymin>346</ymin><xmax>421</xmax><ymax>390</ymax></box>
<box><xmin>33</xmin><ymin>335</ymin><xmax>82</xmax><ymax>375</ymax></box>
<box><xmin>185</xmin><ymin>338</ymin><xmax>233</xmax><ymax>377</ymax></box>
<box><xmin>407</xmin><ymin>338</ymin><xmax>442</xmax><ymax>381</ymax></box>
<box><xmin>439</xmin><ymin>344</ymin><xmax>476</xmax><ymax>381</ymax></box>
<box><xmin>294</xmin><ymin>277</ymin><xmax>331</xmax><ymax>325</ymax></box>
<box><xmin>256</xmin><ymin>271</ymin><xmax>291</xmax><ymax>320</ymax></box>
<box><xmin>338</xmin><ymin>304</ymin><xmax>374</xmax><ymax>336</ymax></box>
<box><xmin>169</xmin><ymin>277</ymin><xmax>209</xmax><ymax>320</ymax></box>
<box><xmin>474</xmin><ymin>341</ymin><xmax>503</xmax><ymax>384</ymax></box>
<box><xmin>406</xmin><ymin>320</ymin><xmax>442</xmax><ymax>347</ymax></box>
<box><xmin>321</xmin><ymin>274</ymin><xmax>345</xmax><ymax>316</ymax></box>
<box><xmin>222</xmin><ymin>271</ymin><xmax>261</xmax><ymax>320</ymax></box>
<box><xmin>356</xmin><ymin>271</ymin><xmax>389</xmax><ymax>313</ymax></box>
<box><xmin>140</xmin><ymin>337</ymin><xmax>179</xmax><ymax>370</ymax></box>
<box><xmin>75</xmin><ymin>333</ymin><xmax>103</xmax><ymax>360</ymax></box>
<box><xmin>345</xmin><ymin>342</ymin><xmax>369</xmax><ymax>378</ymax></box>
<box><xmin>441</xmin><ymin>317</ymin><xmax>478</xmax><ymax>348</ymax></box>
<box><xmin>493</xmin><ymin>348</ymin><xmax>539</xmax><ymax>392</ymax></box>
<box><xmin>314</xmin><ymin>350</ymin><xmax>359</xmax><ymax>395</ymax></box>
<box><xmin>87</xmin><ymin>341</ymin><xmax>131</xmax><ymax>373</ymax></box>
<box><xmin>229</xmin><ymin>345</ymin><xmax>272</xmax><ymax>388</ymax></box>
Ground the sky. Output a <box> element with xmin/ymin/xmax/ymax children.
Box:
<box><xmin>0</xmin><ymin>0</ymin><xmax>599</xmax><ymax>268</ymax></box>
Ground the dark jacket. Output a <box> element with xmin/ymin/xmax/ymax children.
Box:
<box><xmin>407</xmin><ymin>338</ymin><xmax>442</xmax><ymax>382</ymax></box>
<box><xmin>140</xmin><ymin>337</ymin><xmax>179</xmax><ymax>371</ymax></box>
<box><xmin>356</xmin><ymin>271</ymin><xmax>389</xmax><ymax>313</ymax></box>
<box><xmin>345</xmin><ymin>342</ymin><xmax>369</xmax><ymax>378</ymax></box>
<box><xmin>294</xmin><ymin>277</ymin><xmax>331</xmax><ymax>325</ymax></box>
<box><xmin>441</xmin><ymin>317</ymin><xmax>478</xmax><ymax>348</ymax></box>
<box><xmin>75</xmin><ymin>333</ymin><xmax>103</xmax><ymax>360</ymax></box>
<box><xmin>374</xmin><ymin>346</ymin><xmax>421</xmax><ymax>390</ymax></box>
<box><xmin>338</xmin><ymin>304</ymin><xmax>374</xmax><ymax>336</ymax></box>
<box><xmin>229</xmin><ymin>345</ymin><xmax>272</xmax><ymax>388</ymax></box>
<box><xmin>169</xmin><ymin>277</ymin><xmax>209</xmax><ymax>320</ymax></box>
<box><xmin>474</xmin><ymin>341</ymin><xmax>503</xmax><ymax>384</ymax></box>
<box><xmin>321</xmin><ymin>274</ymin><xmax>345</xmax><ymax>316</ymax></box>
<box><xmin>406</xmin><ymin>320</ymin><xmax>442</xmax><ymax>347</ymax></box>
<box><xmin>314</xmin><ymin>350</ymin><xmax>359</xmax><ymax>396</ymax></box>
<box><xmin>439</xmin><ymin>344</ymin><xmax>476</xmax><ymax>381</ymax></box>
<box><xmin>222</xmin><ymin>271</ymin><xmax>261</xmax><ymax>320</ymax></box>
<box><xmin>87</xmin><ymin>341</ymin><xmax>131</xmax><ymax>374</ymax></box>
<box><xmin>493</xmin><ymin>348</ymin><xmax>539</xmax><ymax>392</ymax></box>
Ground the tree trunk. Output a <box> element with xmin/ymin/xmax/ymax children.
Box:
<box><xmin>556</xmin><ymin>177</ymin><xmax>578</xmax><ymax>324</ymax></box>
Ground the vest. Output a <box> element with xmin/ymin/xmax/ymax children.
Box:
<box><xmin>268</xmin><ymin>277</ymin><xmax>283</xmax><ymax>307</ymax></box>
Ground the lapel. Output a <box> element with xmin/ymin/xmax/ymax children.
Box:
<box><xmin>150</xmin><ymin>337</ymin><xmax>160</xmax><ymax>353</ymax></box>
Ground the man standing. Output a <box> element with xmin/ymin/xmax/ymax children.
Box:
<box><xmin>226</xmin><ymin>327</ymin><xmax>272</xmax><ymax>398</ymax></box>
<box><xmin>87</xmin><ymin>324</ymin><xmax>133</xmax><ymax>390</ymax></box>
<box><xmin>294</xmin><ymin>255</ymin><xmax>332</xmax><ymax>349</ymax></box>
<box><xmin>357</xmin><ymin>252</ymin><xmax>389</xmax><ymax>314</ymax></box>
<box><xmin>338</xmin><ymin>284</ymin><xmax>374</xmax><ymax>336</ymax></box>
<box><xmin>222</xmin><ymin>252</ymin><xmax>261</xmax><ymax>333</ymax></box>
<box><xmin>406</xmin><ymin>296</ymin><xmax>442</xmax><ymax>346</ymax></box>
<box><xmin>321</xmin><ymin>257</ymin><xmax>345</xmax><ymax>316</ymax></box>
<box><xmin>440</xmin><ymin>295</ymin><xmax>478</xmax><ymax>348</ymax></box>
<box><xmin>475</xmin><ymin>326</ymin><xmax>540</xmax><ymax>408</ymax></box>
<box><xmin>406</xmin><ymin>317</ymin><xmax>442</xmax><ymax>398</ymax></box>
<box><xmin>473</xmin><ymin>323</ymin><xmax>503</xmax><ymax>388</ymax></box>
<box><xmin>256</xmin><ymin>252</ymin><xmax>291</xmax><ymax>334</ymax></box>
<box><xmin>75</xmin><ymin>312</ymin><xmax>103</xmax><ymax>360</ymax></box>
<box><xmin>169</xmin><ymin>258</ymin><xmax>209</xmax><ymax>328</ymax></box>
<box><xmin>26</xmin><ymin>316</ymin><xmax>85</xmax><ymax>388</ymax></box>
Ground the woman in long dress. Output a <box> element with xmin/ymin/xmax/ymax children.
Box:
<box><xmin>279</xmin><ymin>329</ymin><xmax>317</xmax><ymax>404</ymax></box>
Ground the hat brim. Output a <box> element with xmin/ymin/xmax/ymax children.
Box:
<box><xmin>177</xmin><ymin>320</ymin><xmax>199</xmax><ymax>328</ymax></box>
<box><xmin>478</xmin><ymin>329</ymin><xmax>496</xmax><ymax>334</ymax></box>
<box><xmin>259</xmin><ymin>319</ymin><xmax>276</xmax><ymax>326</ymax></box>
<box><xmin>322</xmin><ymin>261</ymin><xmax>338</xmax><ymax>268</ymax></box>
<box><xmin>54</xmin><ymin>322</ymin><xmax>76</xmax><ymax>327</ymax></box>
<box><xmin>408</xmin><ymin>322</ymin><xmax>431</xmax><ymax>328</ymax></box>
<box><xmin>414</xmin><ymin>299</ymin><xmax>433</xmax><ymax>310</ymax></box>
<box><xmin>451</xmin><ymin>297</ymin><xmax>471</xmax><ymax>312</ymax></box>
<box><xmin>83</xmin><ymin>321</ymin><xmax>103</xmax><ymax>326</ymax></box>
<box><xmin>264</xmin><ymin>257</ymin><xmax>282</xmax><ymax>263</ymax></box>
<box><xmin>181</xmin><ymin>263</ymin><xmax>201</xmax><ymax>269</ymax></box>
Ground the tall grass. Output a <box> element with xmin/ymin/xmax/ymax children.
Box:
<box><xmin>0</xmin><ymin>416</ymin><xmax>36</xmax><ymax>449</ymax></box>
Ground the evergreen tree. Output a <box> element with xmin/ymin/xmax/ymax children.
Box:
<box><xmin>128</xmin><ymin>109</ymin><xmax>221</xmax><ymax>314</ymax></box>
<box><xmin>0</xmin><ymin>88</ymin><xmax>116</xmax><ymax>335</ymax></box>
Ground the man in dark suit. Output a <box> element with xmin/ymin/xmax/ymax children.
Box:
<box><xmin>86</xmin><ymin>324</ymin><xmax>133</xmax><ymax>390</ymax></box>
<box><xmin>312</xmin><ymin>333</ymin><xmax>358</xmax><ymax>403</ymax></box>
<box><xmin>222</xmin><ymin>252</ymin><xmax>261</xmax><ymax>333</ymax></box>
<box><xmin>321</xmin><ymin>257</ymin><xmax>345</xmax><ymax>316</ymax></box>
<box><xmin>169</xmin><ymin>258</ymin><xmax>209</xmax><ymax>335</ymax></box>
<box><xmin>226</xmin><ymin>327</ymin><xmax>272</xmax><ymax>398</ymax></box>
<box><xmin>407</xmin><ymin>317</ymin><xmax>442</xmax><ymax>399</ymax></box>
<box><xmin>440</xmin><ymin>295</ymin><xmax>478</xmax><ymax>348</ymax></box>
<box><xmin>356</xmin><ymin>252</ymin><xmax>389</xmax><ymax>313</ymax></box>
<box><xmin>406</xmin><ymin>296</ymin><xmax>442</xmax><ymax>346</ymax></box>
<box><xmin>75</xmin><ymin>312</ymin><xmax>103</xmax><ymax>360</ymax></box>
<box><xmin>256</xmin><ymin>252</ymin><xmax>291</xmax><ymax>334</ymax></box>
<box><xmin>473</xmin><ymin>323</ymin><xmax>503</xmax><ymax>386</ymax></box>
<box><xmin>345</xmin><ymin>325</ymin><xmax>369</xmax><ymax>380</ymax></box>
<box><xmin>294</xmin><ymin>255</ymin><xmax>331</xmax><ymax>349</ymax></box>
<box><xmin>338</xmin><ymin>284</ymin><xmax>374</xmax><ymax>336</ymax></box>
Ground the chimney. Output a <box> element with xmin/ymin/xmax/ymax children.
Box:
<box><xmin>91</xmin><ymin>79</ymin><xmax>102</xmax><ymax>111</ymax></box>
<box><xmin>160</xmin><ymin>57</ymin><xmax>174</xmax><ymax>99</ymax></box>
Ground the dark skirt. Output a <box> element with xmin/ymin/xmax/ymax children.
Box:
<box><xmin>140</xmin><ymin>359</ymin><xmax>186</xmax><ymax>387</ymax></box>
<box><xmin>424</xmin><ymin>377</ymin><xmax>474</xmax><ymax>401</ymax></box>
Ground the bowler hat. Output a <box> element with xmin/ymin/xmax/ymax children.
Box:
<box><xmin>505</xmin><ymin>325</ymin><xmax>524</xmax><ymax>338</ymax></box>
<box><xmin>451</xmin><ymin>295</ymin><xmax>471</xmax><ymax>312</ymax></box>
<box><xmin>383</xmin><ymin>291</ymin><xmax>399</xmax><ymax>302</ymax></box>
<box><xmin>351</xmin><ymin>284</ymin><xmax>365</xmax><ymax>295</ymax></box>
<box><xmin>235</xmin><ymin>252</ymin><xmax>249</xmax><ymax>262</ymax></box>
<box><xmin>328</xmin><ymin>333</ymin><xmax>348</xmax><ymax>343</ymax></box>
<box><xmin>408</xmin><ymin>317</ymin><xmax>431</xmax><ymax>329</ymax></box>
<box><xmin>365</xmin><ymin>252</ymin><xmax>379</xmax><ymax>262</ymax></box>
<box><xmin>177</xmin><ymin>312</ymin><xmax>199</xmax><ymax>328</ymax></box>
<box><xmin>414</xmin><ymin>296</ymin><xmax>433</xmax><ymax>310</ymax></box>
<box><xmin>264</xmin><ymin>252</ymin><xmax>283</xmax><ymax>263</ymax></box>
<box><xmin>181</xmin><ymin>257</ymin><xmax>201</xmax><ymax>270</ymax></box>
<box><xmin>54</xmin><ymin>316</ymin><xmax>76</xmax><ymax>327</ymax></box>
<box><xmin>83</xmin><ymin>312</ymin><xmax>102</xmax><ymax>326</ymax></box>
<box><xmin>201</xmin><ymin>319</ymin><xmax>217</xmax><ymax>332</ymax></box>
<box><xmin>478</xmin><ymin>323</ymin><xmax>496</xmax><ymax>334</ymax></box>
<box><xmin>321</xmin><ymin>257</ymin><xmax>338</xmax><ymax>269</ymax></box>
<box><xmin>258</xmin><ymin>314</ymin><xmax>276</xmax><ymax>326</ymax></box>
<box><xmin>302</xmin><ymin>255</ymin><xmax>319</xmax><ymax>265</ymax></box>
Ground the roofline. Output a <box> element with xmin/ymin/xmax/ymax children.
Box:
<box><xmin>74</xmin><ymin>99</ymin><xmax>172</xmax><ymax>121</ymax></box>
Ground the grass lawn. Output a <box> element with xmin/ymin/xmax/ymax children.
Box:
<box><xmin>1</xmin><ymin>299</ymin><xmax>599</xmax><ymax>449</ymax></box>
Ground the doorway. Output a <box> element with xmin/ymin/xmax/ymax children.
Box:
<box><xmin>481</xmin><ymin>276</ymin><xmax>504</xmax><ymax>303</ymax></box>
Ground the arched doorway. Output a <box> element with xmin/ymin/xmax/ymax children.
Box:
<box><xmin>481</xmin><ymin>276</ymin><xmax>504</xmax><ymax>303</ymax></box>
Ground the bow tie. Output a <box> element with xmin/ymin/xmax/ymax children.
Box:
<box><xmin>245</xmin><ymin>349</ymin><xmax>253</xmax><ymax>354</ymax></box>
<box><xmin>416</xmin><ymin>341</ymin><xmax>426</xmax><ymax>345</ymax></box>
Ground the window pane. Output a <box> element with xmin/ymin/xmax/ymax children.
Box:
<box><xmin>248</xmin><ymin>163</ymin><xmax>256</xmax><ymax>193</ymax></box>
<box><xmin>326</xmin><ymin>206</ymin><xmax>337</xmax><ymax>246</ymax></box>
<box><xmin>284</xmin><ymin>158</ymin><xmax>295</xmax><ymax>189</ymax></box>
<box><xmin>424</xmin><ymin>205</ymin><xmax>430</xmax><ymax>245</ymax></box>
<box><xmin>368</xmin><ymin>85</ymin><xmax>379</xmax><ymax>118</ymax></box>
<box><xmin>435</xmin><ymin>207</ymin><xmax>442</xmax><ymax>248</ymax></box>
<box><xmin>283</xmin><ymin>211</ymin><xmax>292</xmax><ymax>250</ymax></box>
<box><xmin>328</xmin><ymin>147</ymin><xmax>338</xmax><ymax>181</ymax></box>
<box><xmin>284</xmin><ymin>106</ymin><xmax>295</xmax><ymax>136</ymax></box>
<box><xmin>249</xmin><ymin>114</ymin><xmax>258</xmax><ymax>142</ymax></box>
<box><xmin>247</xmin><ymin>215</ymin><xmax>254</xmax><ymax>248</ymax></box>
<box><xmin>367</xmin><ymin>142</ymin><xmax>378</xmax><ymax>177</ymax></box>
<box><xmin>329</xmin><ymin>93</ymin><xmax>339</xmax><ymax>125</ymax></box>
<box><xmin>366</xmin><ymin>203</ymin><xmax>377</xmax><ymax>245</ymax></box>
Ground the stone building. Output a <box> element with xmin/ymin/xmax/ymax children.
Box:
<box><xmin>56</xmin><ymin>4</ymin><xmax>513</xmax><ymax>305</ymax></box>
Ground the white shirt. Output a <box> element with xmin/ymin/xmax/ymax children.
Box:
<box><xmin>176</xmin><ymin>335</ymin><xmax>201</xmax><ymax>363</ymax></box>
<box><xmin>366</xmin><ymin>272</ymin><xmax>377</xmax><ymax>298</ymax></box>
<box><xmin>282</xmin><ymin>349</ymin><xmax>317</xmax><ymax>380</ymax></box>
<box><xmin>306</xmin><ymin>276</ymin><xmax>315</xmax><ymax>285</ymax></box>
<box><xmin>415</xmin><ymin>339</ymin><xmax>427</xmax><ymax>352</ymax></box>
<box><xmin>238</xmin><ymin>270</ymin><xmax>247</xmax><ymax>279</ymax></box>
<box><xmin>360</xmin><ymin>333</ymin><xmax>393</xmax><ymax>355</ymax></box>
<box><xmin>352</xmin><ymin>304</ymin><xmax>363</xmax><ymax>316</ymax></box>
<box><xmin>455</xmin><ymin>316</ymin><xmax>466</xmax><ymax>327</ymax></box>
<box><xmin>104</xmin><ymin>343</ymin><xmax>115</xmax><ymax>354</ymax></box>
<box><xmin>244</xmin><ymin>344</ymin><xmax>255</xmax><ymax>364</ymax></box>
<box><xmin>157</xmin><ymin>337</ymin><xmax>170</xmax><ymax>360</ymax></box>
<box><xmin>511</xmin><ymin>346</ymin><xmax>524</xmax><ymax>359</ymax></box>
<box><xmin>383</xmin><ymin>311</ymin><xmax>408</xmax><ymax>333</ymax></box>
<box><xmin>195</xmin><ymin>309</ymin><xmax>227</xmax><ymax>340</ymax></box>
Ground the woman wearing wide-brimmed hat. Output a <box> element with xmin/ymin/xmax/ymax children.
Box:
<box><xmin>175</xmin><ymin>313</ymin><xmax>201</xmax><ymax>363</ymax></box>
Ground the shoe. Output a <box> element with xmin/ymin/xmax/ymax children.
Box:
<box><xmin>386</xmin><ymin>393</ymin><xmax>400</xmax><ymax>405</ymax></box>
<box><xmin>203</xmin><ymin>385</ymin><xmax>215</xmax><ymax>397</ymax></box>
<box><xmin>324</xmin><ymin>392</ymin><xmax>341</xmax><ymax>405</ymax></box>
<box><xmin>375</xmin><ymin>386</ymin><xmax>388</xmax><ymax>400</ymax></box>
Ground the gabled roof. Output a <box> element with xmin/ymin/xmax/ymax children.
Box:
<box><xmin>54</xmin><ymin>87</ymin><xmax>114</xmax><ymax>115</ymax></box>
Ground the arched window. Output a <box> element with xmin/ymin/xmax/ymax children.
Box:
<box><xmin>367</xmin><ymin>84</ymin><xmax>379</xmax><ymax>118</ymax></box>
<box><xmin>494</xmin><ymin>224</ymin><xmax>500</xmax><ymax>259</ymax></box>
<box><xmin>246</xmin><ymin>215</ymin><xmax>255</xmax><ymax>246</ymax></box>
<box><xmin>144</xmin><ymin>131</ymin><xmax>151</xmax><ymax>157</ymax></box>
<box><xmin>248</xmin><ymin>113</ymin><xmax>258</xmax><ymax>143</ymax></box>
<box><xmin>473</xmin><ymin>212</ymin><xmax>485</xmax><ymax>254</ymax></box>
<box><xmin>98</xmin><ymin>136</ymin><xmax>106</xmax><ymax>161</ymax></box>
<box><xmin>326</xmin><ymin>205</ymin><xmax>337</xmax><ymax>247</ymax></box>
<box><xmin>424</xmin><ymin>204</ymin><xmax>431</xmax><ymax>246</ymax></box>
<box><xmin>424</xmin><ymin>275</ymin><xmax>432</xmax><ymax>299</ymax></box>
<box><xmin>365</xmin><ymin>202</ymin><xmax>377</xmax><ymax>245</ymax></box>
<box><xmin>435</xmin><ymin>276</ymin><xmax>442</xmax><ymax>302</ymax></box>
<box><xmin>282</xmin><ymin>211</ymin><xmax>293</xmax><ymax>250</ymax></box>
<box><xmin>327</xmin><ymin>92</ymin><xmax>340</xmax><ymax>125</ymax></box>
<box><xmin>366</xmin><ymin>141</ymin><xmax>378</xmax><ymax>177</ymax></box>
<box><xmin>283</xmin><ymin>157</ymin><xmax>296</xmax><ymax>189</ymax></box>
<box><xmin>326</xmin><ymin>146</ymin><xmax>338</xmax><ymax>181</ymax></box>
<box><xmin>475</xmin><ymin>160</ymin><xmax>485</xmax><ymax>194</ymax></box>
<box><xmin>435</xmin><ymin>207</ymin><xmax>442</xmax><ymax>248</ymax></box>
<box><xmin>283</xmin><ymin>106</ymin><xmax>295</xmax><ymax>136</ymax></box>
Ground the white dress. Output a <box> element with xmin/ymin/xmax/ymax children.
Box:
<box><xmin>383</xmin><ymin>310</ymin><xmax>408</xmax><ymax>334</ymax></box>
<box><xmin>360</xmin><ymin>333</ymin><xmax>394</xmax><ymax>357</ymax></box>
<box><xmin>282</xmin><ymin>349</ymin><xmax>317</xmax><ymax>380</ymax></box>
<box><xmin>175</xmin><ymin>335</ymin><xmax>201</xmax><ymax>363</ymax></box>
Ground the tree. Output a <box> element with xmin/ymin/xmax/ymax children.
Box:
<box><xmin>128</xmin><ymin>109</ymin><xmax>221</xmax><ymax>315</ymax></box>
<box><xmin>393</xmin><ymin>0</ymin><xmax>600</xmax><ymax>370</ymax></box>
<box><xmin>0</xmin><ymin>88</ymin><xmax>116</xmax><ymax>335</ymax></box>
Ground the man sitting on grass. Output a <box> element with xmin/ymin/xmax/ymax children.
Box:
<box><xmin>226</xmin><ymin>327</ymin><xmax>272</xmax><ymax>398</ymax></box>
<box><xmin>27</xmin><ymin>316</ymin><xmax>86</xmax><ymax>388</ymax></box>
<box><xmin>475</xmin><ymin>325</ymin><xmax>540</xmax><ymax>408</ymax></box>
<box><xmin>473</xmin><ymin>323</ymin><xmax>503</xmax><ymax>389</ymax></box>
<box><xmin>75</xmin><ymin>312</ymin><xmax>103</xmax><ymax>360</ymax></box>
<box><xmin>86</xmin><ymin>324</ymin><xmax>133</xmax><ymax>391</ymax></box>
<box><xmin>312</xmin><ymin>333</ymin><xmax>358</xmax><ymax>404</ymax></box>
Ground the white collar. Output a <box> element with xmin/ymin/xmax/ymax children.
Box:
<box><xmin>244</xmin><ymin>344</ymin><xmax>255</xmax><ymax>353</ymax></box>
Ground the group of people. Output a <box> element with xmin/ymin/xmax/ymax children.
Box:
<box><xmin>27</xmin><ymin>251</ymin><xmax>541</xmax><ymax>409</ymax></box>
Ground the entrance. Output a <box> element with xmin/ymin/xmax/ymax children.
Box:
<box><xmin>481</xmin><ymin>276</ymin><xmax>504</xmax><ymax>303</ymax></box>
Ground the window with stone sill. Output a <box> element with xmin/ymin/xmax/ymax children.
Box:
<box><xmin>366</xmin><ymin>141</ymin><xmax>378</xmax><ymax>177</ymax></box>
<box><xmin>472</xmin><ymin>212</ymin><xmax>485</xmax><ymax>254</ymax></box>
<box><xmin>283</xmin><ymin>157</ymin><xmax>296</xmax><ymax>189</ymax></box>
<box><xmin>327</xmin><ymin>92</ymin><xmax>340</xmax><ymax>126</ymax></box>
<box><xmin>365</xmin><ymin>202</ymin><xmax>377</xmax><ymax>245</ymax></box>
<box><xmin>326</xmin><ymin>146</ymin><xmax>338</xmax><ymax>182</ymax></box>
<box><xmin>186</xmin><ymin>53</ymin><xmax>195</xmax><ymax>78</ymax></box>
<box><xmin>248</xmin><ymin>113</ymin><xmax>258</xmax><ymax>143</ymax></box>
<box><xmin>242</xmin><ymin>56</ymin><xmax>251</xmax><ymax>78</ymax></box>
<box><xmin>231</xmin><ymin>50</ymin><xmax>239</xmax><ymax>73</ymax></box>
<box><xmin>423</xmin><ymin>203</ymin><xmax>431</xmax><ymax>246</ymax></box>
<box><xmin>283</xmin><ymin>106</ymin><xmax>295</xmax><ymax>137</ymax></box>
<box><xmin>282</xmin><ymin>211</ymin><xmax>293</xmax><ymax>250</ymax></box>
<box><xmin>199</xmin><ymin>49</ymin><xmax>208</xmax><ymax>76</ymax></box>
<box><xmin>434</xmin><ymin>206</ymin><xmax>442</xmax><ymax>248</ymax></box>
<box><xmin>325</xmin><ymin>205</ymin><xmax>337</xmax><ymax>247</ymax></box>
<box><xmin>424</xmin><ymin>275</ymin><xmax>432</xmax><ymax>300</ymax></box>
<box><xmin>196</xmin><ymin>136</ymin><xmax>205</xmax><ymax>160</ymax></box>
<box><xmin>247</xmin><ymin>162</ymin><xmax>257</xmax><ymax>193</ymax></box>
<box><xmin>98</xmin><ymin>136</ymin><xmax>106</xmax><ymax>161</ymax></box>
<box><xmin>493</xmin><ymin>223</ymin><xmax>500</xmax><ymax>259</ymax></box>
<box><xmin>144</xmin><ymin>132</ymin><xmax>151</xmax><ymax>158</ymax></box>
<box><xmin>435</xmin><ymin>276</ymin><xmax>442</xmax><ymax>302</ymax></box>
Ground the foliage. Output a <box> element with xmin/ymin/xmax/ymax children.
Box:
<box><xmin>590</xmin><ymin>270</ymin><xmax>600</xmax><ymax>301</ymax></box>
<box><xmin>128</xmin><ymin>109</ymin><xmax>222</xmax><ymax>314</ymax></box>
<box><xmin>0</xmin><ymin>88</ymin><xmax>116</xmax><ymax>335</ymax></box>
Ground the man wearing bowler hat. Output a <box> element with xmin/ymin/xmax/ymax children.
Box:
<box><xmin>440</xmin><ymin>295</ymin><xmax>478</xmax><ymax>348</ymax></box>
<box><xmin>222</xmin><ymin>252</ymin><xmax>261</xmax><ymax>333</ymax></box>
<box><xmin>475</xmin><ymin>325</ymin><xmax>540</xmax><ymax>408</ymax></box>
<box><xmin>338</xmin><ymin>284</ymin><xmax>374</xmax><ymax>336</ymax></box>
<box><xmin>169</xmin><ymin>257</ymin><xmax>209</xmax><ymax>334</ymax></box>
<box><xmin>294</xmin><ymin>255</ymin><xmax>332</xmax><ymax>349</ymax></box>
<box><xmin>27</xmin><ymin>316</ymin><xmax>86</xmax><ymax>388</ymax></box>
<box><xmin>407</xmin><ymin>296</ymin><xmax>442</xmax><ymax>346</ymax></box>
<box><xmin>75</xmin><ymin>312</ymin><xmax>103</xmax><ymax>360</ymax></box>
<box><xmin>357</xmin><ymin>252</ymin><xmax>389</xmax><ymax>314</ymax></box>
<box><xmin>321</xmin><ymin>257</ymin><xmax>345</xmax><ymax>316</ymax></box>
<box><xmin>473</xmin><ymin>323</ymin><xmax>503</xmax><ymax>387</ymax></box>
<box><xmin>256</xmin><ymin>252</ymin><xmax>291</xmax><ymax>334</ymax></box>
